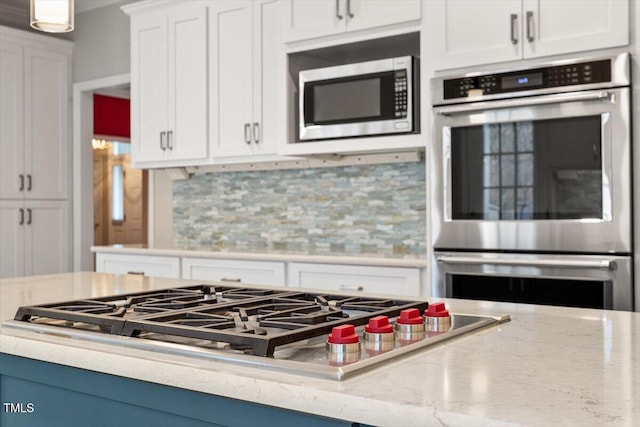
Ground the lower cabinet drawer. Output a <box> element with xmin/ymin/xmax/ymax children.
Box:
<box><xmin>287</xmin><ymin>263</ymin><xmax>421</xmax><ymax>297</ymax></box>
<box><xmin>95</xmin><ymin>253</ymin><xmax>181</xmax><ymax>279</ymax></box>
<box><xmin>182</xmin><ymin>258</ymin><xmax>286</xmax><ymax>287</ymax></box>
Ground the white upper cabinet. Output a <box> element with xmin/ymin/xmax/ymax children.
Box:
<box><xmin>522</xmin><ymin>0</ymin><xmax>629</xmax><ymax>59</ymax></box>
<box><xmin>209</xmin><ymin>0</ymin><xmax>283</xmax><ymax>159</ymax></box>
<box><xmin>282</xmin><ymin>0</ymin><xmax>421</xmax><ymax>43</ymax></box>
<box><xmin>127</xmin><ymin>3</ymin><xmax>209</xmax><ymax>168</ymax></box>
<box><xmin>430</xmin><ymin>0</ymin><xmax>629</xmax><ymax>70</ymax></box>
<box><xmin>0</xmin><ymin>33</ymin><xmax>69</xmax><ymax>200</ymax></box>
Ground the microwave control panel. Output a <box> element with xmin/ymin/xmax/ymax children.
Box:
<box><xmin>394</xmin><ymin>69</ymin><xmax>408</xmax><ymax>118</ymax></box>
<box><xmin>443</xmin><ymin>59</ymin><xmax>612</xmax><ymax>100</ymax></box>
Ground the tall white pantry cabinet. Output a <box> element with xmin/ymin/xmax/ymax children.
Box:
<box><xmin>0</xmin><ymin>26</ymin><xmax>71</xmax><ymax>278</ymax></box>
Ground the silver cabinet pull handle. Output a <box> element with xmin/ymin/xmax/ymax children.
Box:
<box><xmin>252</xmin><ymin>122</ymin><xmax>260</xmax><ymax>144</ymax></box>
<box><xmin>26</xmin><ymin>208</ymin><xmax>32</xmax><ymax>225</ymax></box>
<box><xmin>526</xmin><ymin>11</ymin><xmax>534</xmax><ymax>42</ymax></box>
<box><xmin>19</xmin><ymin>208</ymin><xmax>24</xmax><ymax>225</ymax></box>
<box><xmin>346</xmin><ymin>0</ymin><xmax>354</xmax><ymax>18</ymax></box>
<box><xmin>335</xmin><ymin>0</ymin><xmax>343</xmax><ymax>19</ymax></box>
<box><xmin>221</xmin><ymin>277</ymin><xmax>242</xmax><ymax>283</ymax></box>
<box><xmin>244</xmin><ymin>123</ymin><xmax>251</xmax><ymax>144</ymax></box>
<box><xmin>19</xmin><ymin>174</ymin><xmax>24</xmax><ymax>191</ymax></box>
<box><xmin>127</xmin><ymin>271</ymin><xmax>145</xmax><ymax>275</ymax></box>
<box><xmin>167</xmin><ymin>130</ymin><xmax>174</xmax><ymax>150</ymax></box>
<box><xmin>510</xmin><ymin>14</ymin><xmax>518</xmax><ymax>45</ymax></box>
<box><xmin>160</xmin><ymin>131</ymin><xmax>167</xmax><ymax>150</ymax></box>
<box><xmin>339</xmin><ymin>285</ymin><xmax>364</xmax><ymax>292</ymax></box>
<box><xmin>27</xmin><ymin>174</ymin><xmax>32</xmax><ymax>191</ymax></box>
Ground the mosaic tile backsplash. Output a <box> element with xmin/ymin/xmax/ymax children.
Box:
<box><xmin>173</xmin><ymin>161</ymin><xmax>426</xmax><ymax>257</ymax></box>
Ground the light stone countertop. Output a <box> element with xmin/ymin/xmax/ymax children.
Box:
<box><xmin>90</xmin><ymin>244</ymin><xmax>429</xmax><ymax>268</ymax></box>
<box><xmin>1</xmin><ymin>272</ymin><xmax>638</xmax><ymax>426</ymax></box>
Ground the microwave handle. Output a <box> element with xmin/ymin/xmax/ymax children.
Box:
<box><xmin>435</xmin><ymin>91</ymin><xmax>612</xmax><ymax>116</ymax></box>
<box><xmin>436</xmin><ymin>255</ymin><xmax>617</xmax><ymax>271</ymax></box>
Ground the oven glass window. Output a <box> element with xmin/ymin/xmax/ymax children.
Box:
<box><xmin>450</xmin><ymin>116</ymin><xmax>603</xmax><ymax>220</ymax></box>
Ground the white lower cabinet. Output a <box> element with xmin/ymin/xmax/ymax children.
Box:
<box><xmin>182</xmin><ymin>258</ymin><xmax>286</xmax><ymax>287</ymax></box>
<box><xmin>95</xmin><ymin>253</ymin><xmax>181</xmax><ymax>279</ymax></box>
<box><xmin>288</xmin><ymin>263</ymin><xmax>421</xmax><ymax>297</ymax></box>
<box><xmin>0</xmin><ymin>200</ymin><xmax>69</xmax><ymax>278</ymax></box>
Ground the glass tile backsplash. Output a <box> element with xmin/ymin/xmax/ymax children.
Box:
<box><xmin>173</xmin><ymin>161</ymin><xmax>426</xmax><ymax>256</ymax></box>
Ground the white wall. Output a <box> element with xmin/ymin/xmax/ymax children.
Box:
<box><xmin>72</xmin><ymin>1</ymin><xmax>137</xmax><ymax>83</ymax></box>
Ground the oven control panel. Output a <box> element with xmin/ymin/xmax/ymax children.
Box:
<box><xmin>442</xmin><ymin>59</ymin><xmax>612</xmax><ymax>100</ymax></box>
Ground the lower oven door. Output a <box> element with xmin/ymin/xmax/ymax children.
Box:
<box><xmin>434</xmin><ymin>252</ymin><xmax>633</xmax><ymax>311</ymax></box>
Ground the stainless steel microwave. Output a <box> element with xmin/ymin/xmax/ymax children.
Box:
<box><xmin>299</xmin><ymin>56</ymin><xmax>417</xmax><ymax>141</ymax></box>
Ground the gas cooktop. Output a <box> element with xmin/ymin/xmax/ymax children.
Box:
<box><xmin>6</xmin><ymin>284</ymin><xmax>510</xmax><ymax>380</ymax></box>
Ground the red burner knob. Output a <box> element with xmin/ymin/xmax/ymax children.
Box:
<box><xmin>424</xmin><ymin>302</ymin><xmax>452</xmax><ymax>333</ymax></box>
<box><xmin>425</xmin><ymin>302</ymin><xmax>450</xmax><ymax>318</ymax></box>
<box><xmin>326</xmin><ymin>324</ymin><xmax>361</xmax><ymax>365</ymax></box>
<box><xmin>327</xmin><ymin>324</ymin><xmax>360</xmax><ymax>344</ymax></box>
<box><xmin>397</xmin><ymin>308</ymin><xmax>425</xmax><ymax>325</ymax></box>
<box><xmin>365</xmin><ymin>316</ymin><xmax>394</xmax><ymax>334</ymax></box>
<box><xmin>363</xmin><ymin>316</ymin><xmax>395</xmax><ymax>353</ymax></box>
<box><xmin>394</xmin><ymin>308</ymin><xmax>425</xmax><ymax>342</ymax></box>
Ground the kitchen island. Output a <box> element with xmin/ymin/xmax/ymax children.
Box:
<box><xmin>1</xmin><ymin>273</ymin><xmax>638</xmax><ymax>426</ymax></box>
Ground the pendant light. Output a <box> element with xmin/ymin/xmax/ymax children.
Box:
<box><xmin>30</xmin><ymin>0</ymin><xmax>74</xmax><ymax>33</ymax></box>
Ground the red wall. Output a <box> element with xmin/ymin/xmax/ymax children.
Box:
<box><xmin>93</xmin><ymin>94</ymin><xmax>130</xmax><ymax>139</ymax></box>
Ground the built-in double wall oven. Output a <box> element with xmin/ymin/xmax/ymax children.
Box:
<box><xmin>431</xmin><ymin>53</ymin><xmax>635</xmax><ymax>311</ymax></box>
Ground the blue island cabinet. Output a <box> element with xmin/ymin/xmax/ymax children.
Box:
<box><xmin>0</xmin><ymin>354</ymin><xmax>367</xmax><ymax>427</ymax></box>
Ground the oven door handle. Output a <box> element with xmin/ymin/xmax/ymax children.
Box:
<box><xmin>436</xmin><ymin>256</ymin><xmax>617</xmax><ymax>271</ymax></box>
<box><xmin>435</xmin><ymin>91</ymin><xmax>612</xmax><ymax>116</ymax></box>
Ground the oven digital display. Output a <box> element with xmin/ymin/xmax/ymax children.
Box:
<box><xmin>501</xmin><ymin>72</ymin><xmax>543</xmax><ymax>89</ymax></box>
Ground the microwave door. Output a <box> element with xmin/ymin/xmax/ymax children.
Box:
<box><xmin>300</xmin><ymin>70</ymin><xmax>411</xmax><ymax>141</ymax></box>
<box><xmin>431</xmin><ymin>88</ymin><xmax>631</xmax><ymax>253</ymax></box>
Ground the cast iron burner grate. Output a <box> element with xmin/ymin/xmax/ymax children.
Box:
<box><xmin>14</xmin><ymin>284</ymin><xmax>428</xmax><ymax>356</ymax></box>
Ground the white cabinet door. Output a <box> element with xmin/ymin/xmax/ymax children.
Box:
<box><xmin>0</xmin><ymin>42</ymin><xmax>24</xmax><ymax>200</ymax></box>
<box><xmin>129</xmin><ymin>4</ymin><xmax>209</xmax><ymax>167</ymax></box>
<box><xmin>522</xmin><ymin>0</ymin><xmax>629</xmax><ymax>59</ymax></box>
<box><xmin>252</xmin><ymin>0</ymin><xmax>282</xmax><ymax>156</ymax></box>
<box><xmin>25</xmin><ymin>48</ymin><xmax>69</xmax><ymax>200</ymax></box>
<box><xmin>131</xmin><ymin>10</ymin><xmax>168</xmax><ymax>164</ymax></box>
<box><xmin>210</xmin><ymin>1</ymin><xmax>254</xmax><ymax>158</ymax></box>
<box><xmin>0</xmin><ymin>200</ymin><xmax>68</xmax><ymax>278</ymax></box>
<box><xmin>282</xmin><ymin>0</ymin><xmax>346</xmax><ymax>43</ymax></box>
<box><xmin>288</xmin><ymin>263</ymin><xmax>421</xmax><ymax>296</ymax></box>
<box><xmin>0</xmin><ymin>201</ymin><xmax>25</xmax><ymax>278</ymax></box>
<box><xmin>430</xmin><ymin>0</ymin><xmax>521</xmax><ymax>70</ymax></box>
<box><xmin>430</xmin><ymin>0</ymin><xmax>629</xmax><ymax>71</ymax></box>
<box><xmin>210</xmin><ymin>0</ymin><xmax>282</xmax><ymax>159</ymax></box>
<box><xmin>346</xmin><ymin>0</ymin><xmax>421</xmax><ymax>33</ymax></box>
<box><xmin>168</xmin><ymin>5</ymin><xmax>209</xmax><ymax>162</ymax></box>
<box><xmin>182</xmin><ymin>258</ymin><xmax>286</xmax><ymax>287</ymax></box>
<box><xmin>95</xmin><ymin>253</ymin><xmax>181</xmax><ymax>278</ymax></box>
<box><xmin>0</xmin><ymin>41</ymin><xmax>69</xmax><ymax>200</ymax></box>
<box><xmin>25</xmin><ymin>201</ymin><xmax>69</xmax><ymax>276</ymax></box>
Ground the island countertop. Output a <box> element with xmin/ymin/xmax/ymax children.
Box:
<box><xmin>1</xmin><ymin>272</ymin><xmax>638</xmax><ymax>426</ymax></box>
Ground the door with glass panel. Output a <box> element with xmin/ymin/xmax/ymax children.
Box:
<box><xmin>432</xmin><ymin>87</ymin><xmax>631</xmax><ymax>253</ymax></box>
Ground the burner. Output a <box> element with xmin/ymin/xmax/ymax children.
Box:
<box><xmin>14</xmin><ymin>285</ymin><xmax>427</xmax><ymax>357</ymax></box>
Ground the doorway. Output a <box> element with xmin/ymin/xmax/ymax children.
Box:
<box><xmin>73</xmin><ymin>74</ymin><xmax>151</xmax><ymax>271</ymax></box>
<box><xmin>92</xmin><ymin>141</ymin><xmax>148</xmax><ymax>246</ymax></box>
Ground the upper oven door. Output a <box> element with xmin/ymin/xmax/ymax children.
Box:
<box><xmin>432</xmin><ymin>87</ymin><xmax>632</xmax><ymax>253</ymax></box>
<box><xmin>299</xmin><ymin>57</ymin><xmax>413</xmax><ymax>141</ymax></box>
